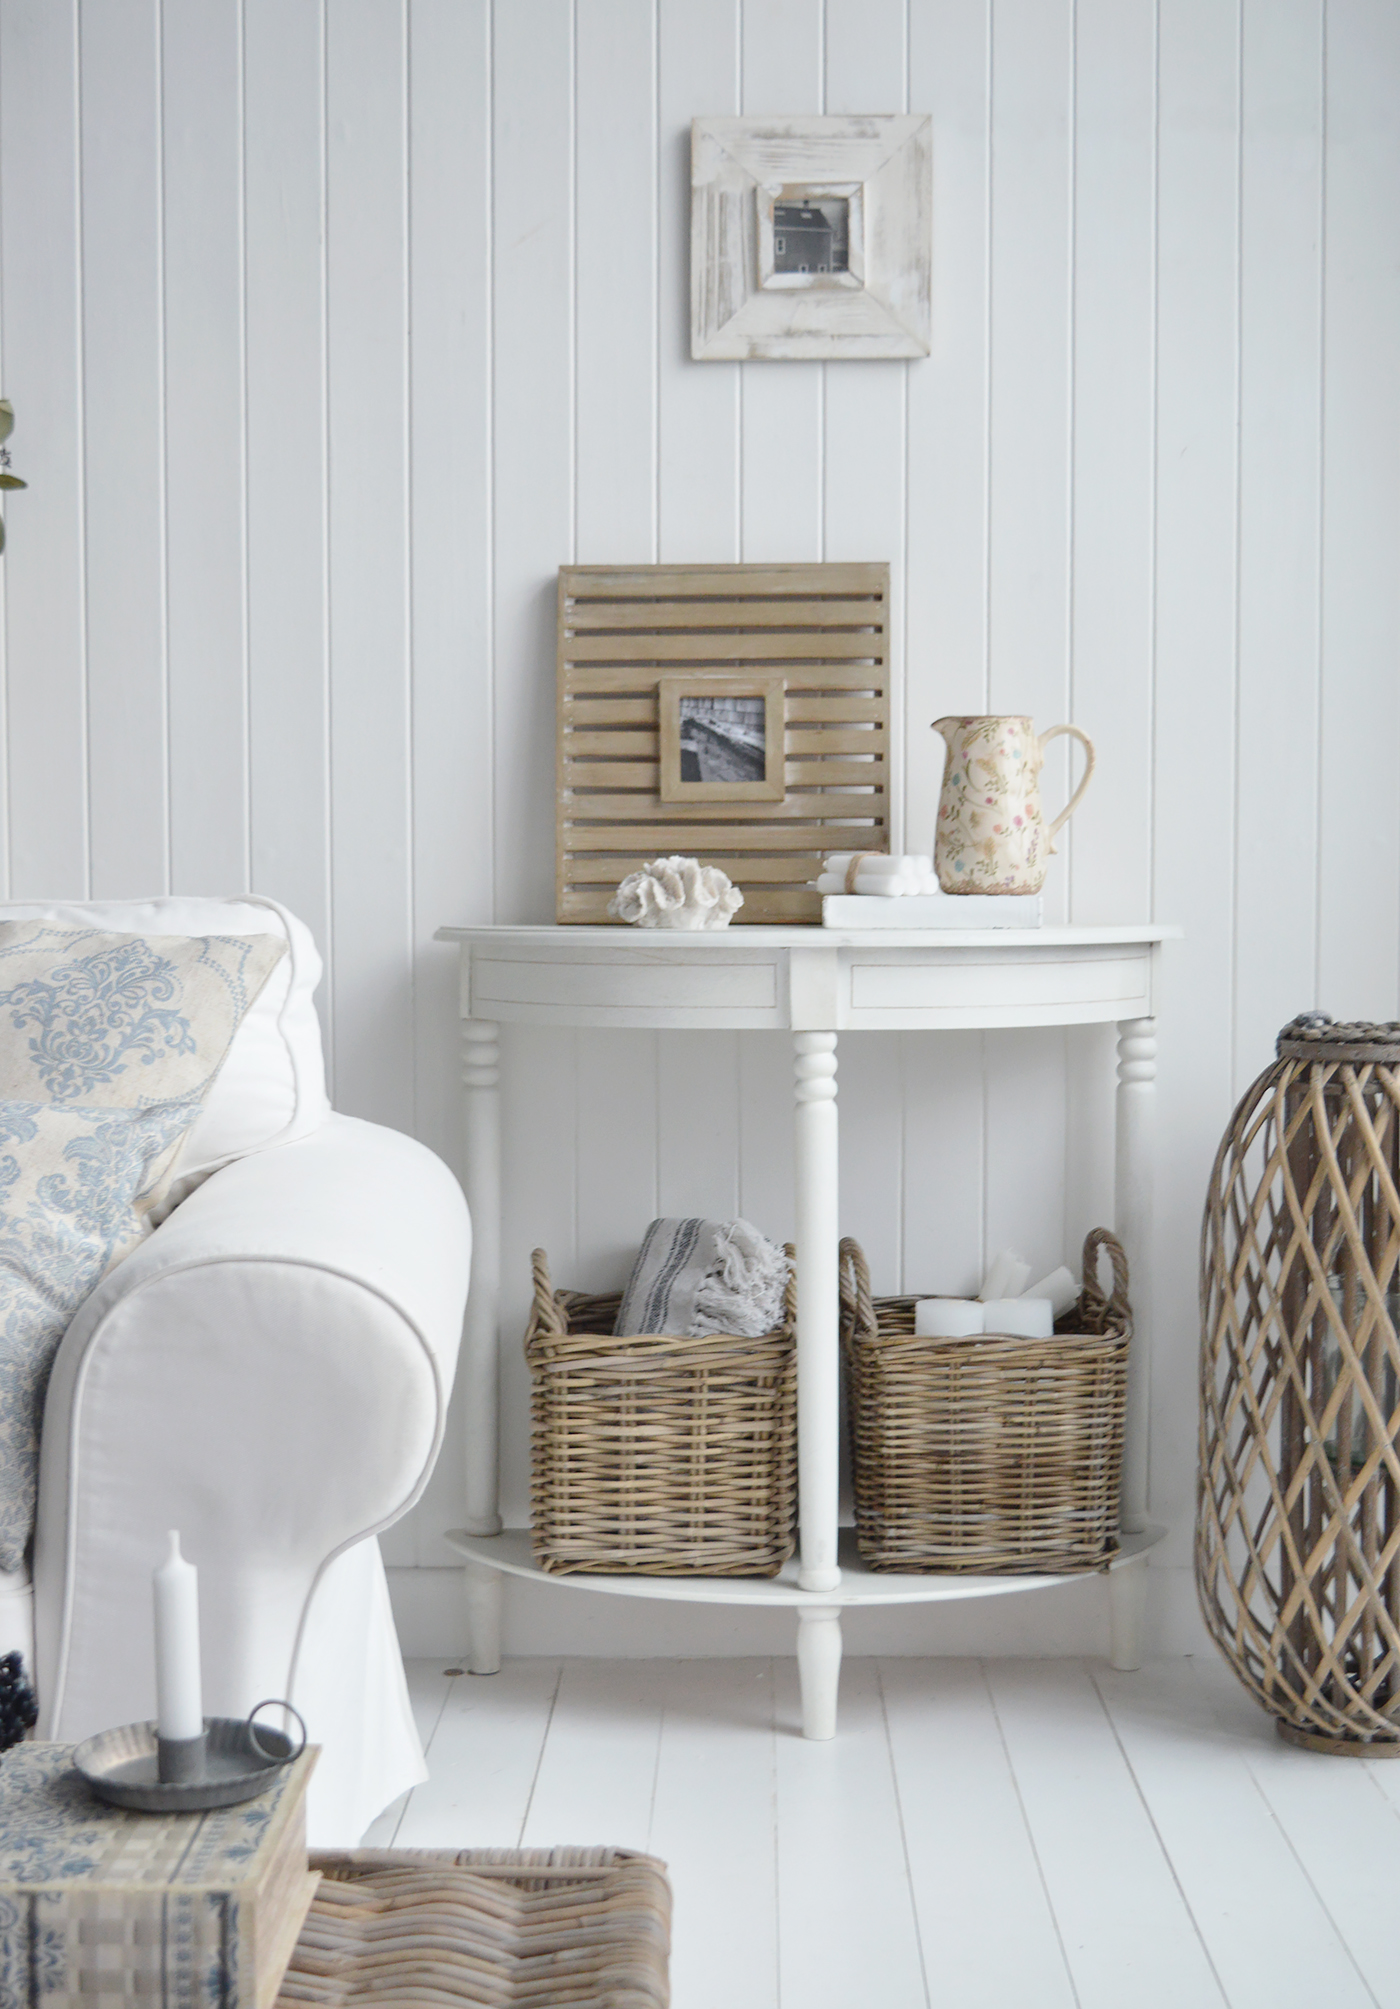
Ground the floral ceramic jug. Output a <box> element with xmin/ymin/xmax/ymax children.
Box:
<box><xmin>931</xmin><ymin>715</ymin><xmax>1096</xmax><ymax>895</ymax></box>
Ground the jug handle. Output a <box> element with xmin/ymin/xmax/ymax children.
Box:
<box><xmin>1037</xmin><ymin>724</ymin><xmax>1097</xmax><ymax>853</ymax></box>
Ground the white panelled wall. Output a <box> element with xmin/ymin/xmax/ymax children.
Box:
<box><xmin>1</xmin><ymin>0</ymin><xmax>1397</xmax><ymax>1655</ymax></box>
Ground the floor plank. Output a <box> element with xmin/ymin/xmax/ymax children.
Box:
<box><xmin>395</xmin><ymin>1660</ymin><xmax>561</xmax><ymax>1848</ymax></box>
<box><xmin>881</xmin><ymin>1659</ymin><xmax>1076</xmax><ymax>2009</ymax></box>
<box><xmin>519</xmin><ymin>1658</ymin><xmax>668</xmax><ymax>1852</ymax></box>
<box><xmin>1361</xmin><ymin>1756</ymin><xmax>1400</xmax><ymax>1818</ymax></box>
<box><xmin>1190</xmin><ymin>1656</ymin><xmax>1400</xmax><ymax>2008</ymax></box>
<box><xmin>1095</xmin><ymin>1658</ymin><xmax>1374</xmax><ymax>2009</ymax></box>
<box><xmin>647</xmin><ymin>1660</ymin><xmax>780</xmax><ymax>2009</ymax></box>
<box><xmin>986</xmin><ymin>1659</ymin><xmax>1227</xmax><ymax>2008</ymax></box>
<box><xmin>772</xmin><ymin>1657</ymin><xmax>928</xmax><ymax>2009</ymax></box>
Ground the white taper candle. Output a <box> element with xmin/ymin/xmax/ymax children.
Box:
<box><xmin>154</xmin><ymin>1530</ymin><xmax>203</xmax><ymax>1743</ymax></box>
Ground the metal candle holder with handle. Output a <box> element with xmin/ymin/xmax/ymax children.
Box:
<box><xmin>74</xmin><ymin>1700</ymin><xmax>308</xmax><ymax>1814</ymax></box>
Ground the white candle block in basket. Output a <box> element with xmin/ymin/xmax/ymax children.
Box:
<box><xmin>980</xmin><ymin>1296</ymin><xmax>1055</xmax><ymax>1339</ymax></box>
<box><xmin>914</xmin><ymin>1297</ymin><xmax>985</xmax><ymax>1339</ymax></box>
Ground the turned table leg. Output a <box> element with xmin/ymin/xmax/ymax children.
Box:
<box><xmin>463</xmin><ymin>1561</ymin><xmax>504</xmax><ymax>1677</ymax></box>
<box><xmin>1110</xmin><ymin>1553</ymin><xmax>1149</xmax><ymax>1671</ymax></box>
<box><xmin>796</xmin><ymin>1606</ymin><xmax>843</xmax><ymax>1739</ymax></box>
<box><xmin>461</xmin><ymin>1013</ymin><xmax>503</xmax><ymax>1673</ymax></box>
<box><xmin>793</xmin><ymin>1031</ymin><xmax>843</xmax><ymax>1734</ymax></box>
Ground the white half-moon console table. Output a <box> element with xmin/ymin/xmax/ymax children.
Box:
<box><xmin>436</xmin><ymin>922</ymin><xmax>1177</xmax><ymax>1738</ymax></box>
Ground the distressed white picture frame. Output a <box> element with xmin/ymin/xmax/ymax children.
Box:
<box><xmin>691</xmin><ymin>115</ymin><xmax>931</xmax><ymax>361</ymax></box>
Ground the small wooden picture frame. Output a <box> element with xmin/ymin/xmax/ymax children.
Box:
<box><xmin>657</xmin><ymin>675</ymin><xmax>786</xmax><ymax>803</ymax></box>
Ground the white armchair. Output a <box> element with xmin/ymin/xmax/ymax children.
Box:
<box><xmin>0</xmin><ymin>897</ymin><xmax>469</xmax><ymax>1845</ymax></box>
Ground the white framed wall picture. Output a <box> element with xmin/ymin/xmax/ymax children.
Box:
<box><xmin>691</xmin><ymin>114</ymin><xmax>932</xmax><ymax>360</ymax></box>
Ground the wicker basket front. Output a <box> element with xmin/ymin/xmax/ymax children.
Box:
<box><xmin>527</xmin><ymin>1247</ymin><xmax>797</xmax><ymax>1576</ymax></box>
<box><xmin>841</xmin><ymin>1229</ymin><xmax>1132</xmax><ymax>1573</ymax></box>
<box><xmin>279</xmin><ymin>1849</ymin><xmax>671</xmax><ymax>2008</ymax></box>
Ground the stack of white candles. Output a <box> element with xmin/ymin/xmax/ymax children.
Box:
<box><xmin>913</xmin><ymin>1249</ymin><xmax>1079</xmax><ymax>1340</ymax></box>
<box><xmin>816</xmin><ymin>853</ymin><xmax>940</xmax><ymax>897</ymax></box>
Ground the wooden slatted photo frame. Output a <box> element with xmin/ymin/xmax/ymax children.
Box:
<box><xmin>557</xmin><ymin>563</ymin><xmax>891</xmax><ymax>925</ymax></box>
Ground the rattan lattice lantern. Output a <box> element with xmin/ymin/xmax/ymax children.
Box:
<box><xmin>1198</xmin><ymin>1014</ymin><xmax>1400</xmax><ymax>1753</ymax></box>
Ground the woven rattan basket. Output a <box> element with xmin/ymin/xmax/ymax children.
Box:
<box><xmin>278</xmin><ymin>1848</ymin><xmax>671</xmax><ymax>2008</ymax></box>
<box><xmin>526</xmin><ymin>1246</ymin><xmax>797</xmax><ymax>1576</ymax></box>
<box><xmin>840</xmin><ymin>1229</ymin><xmax>1132</xmax><ymax>1573</ymax></box>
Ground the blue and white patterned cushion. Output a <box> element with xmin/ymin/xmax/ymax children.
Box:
<box><xmin>0</xmin><ymin>1098</ymin><xmax>204</xmax><ymax>1572</ymax></box>
<box><xmin>0</xmin><ymin>923</ymin><xmax>286</xmax><ymax>1107</ymax></box>
<box><xmin>0</xmin><ymin>923</ymin><xmax>288</xmax><ymax>1572</ymax></box>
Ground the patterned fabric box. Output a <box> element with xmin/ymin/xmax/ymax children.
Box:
<box><xmin>0</xmin><ymin>1742</ymin><xmax>317</xmax><ymax>2009</ymax></box>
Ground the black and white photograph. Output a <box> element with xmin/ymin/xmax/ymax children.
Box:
<box><xmin>678</xmin><ymin>693</ymin><xmax>767</xmax><ymax>786</ymax></box>
<box><xmin>657</xmin><ymin>676</ymin><xmax>786</xmax><ymax>803</ymax></box>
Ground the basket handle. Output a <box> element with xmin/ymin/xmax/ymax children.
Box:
<box><xmin>839</xmin><ymin>1237</ymin><xmax>874</xmax><ymax>1343</ymax></box>
<box><xmin>1078</xmin><ymin>1227</ymin><xmax>1131</xmax><ymax>1331</ymax></box>
<box><xmin>529</xmin><ymin>1248</ymin><xmax>569</xmax><ymax>1340</ymax></box>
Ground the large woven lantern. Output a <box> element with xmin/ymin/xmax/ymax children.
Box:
<box><xmin>1198</xmin><ymin>1014</ymin><xmax>1400</xmax><ymax>1753</ymax></box>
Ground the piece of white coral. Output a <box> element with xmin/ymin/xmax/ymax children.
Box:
<box><xmin>608</xmin><ymin>855</ymin><xmax>743</xmax><ymax>930</ymax></box>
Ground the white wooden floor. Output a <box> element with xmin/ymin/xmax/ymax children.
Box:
<box><xmin>364</xmin><ymin>1656</ymin><xmax>1400</xmax><ymax>2009</ymax></box>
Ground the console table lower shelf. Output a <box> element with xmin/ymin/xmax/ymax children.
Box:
<box><xmin>445</xmin><ymin>1524</ymin><xmax>1168</xmax><ymax>1740</ymax></box>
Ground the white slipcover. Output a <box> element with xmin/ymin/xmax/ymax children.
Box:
<box><xmin>0</xmin><ymin>897</ymin><xmax>468</xmax><ymax>1844</ymax></box>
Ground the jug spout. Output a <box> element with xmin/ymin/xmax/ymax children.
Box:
<box><xmin>930</xmin><ymin>717</ymin><xmax>961</xmax><ymax>741</ymax></box>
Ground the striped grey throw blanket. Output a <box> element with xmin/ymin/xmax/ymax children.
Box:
<box><xmin>614</xmin><ymin>1217</ymin><xmax>790</xmax><ymax>1338</ymax></box>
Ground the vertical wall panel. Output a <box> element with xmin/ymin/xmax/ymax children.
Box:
<box><xmin>983</xmin><ymin>1027</ymin><xmax>1070</xmax><ymax>1287</ymax></box>
<box><xmin>163</xmin><ymin>0</ymin><xmax>249</xmax><ymax>897</ymax></box>
<box><xmin>0</xmin><ymin>0</ymin><xmax>87</xmax><ymax>898</ymax></box>
<box><xmin>837</xmin><ymin>1033</ymin><xmax>904</xmax><ymax>1290</ymax></box>
<box><xmin>824</xmin><ymin>0</ymin><xmax>908</xmax><ymax>850</ymax></box>
<box><xmin>739</xmin><ymin>0</ymin><xmax>823</xmax><ymax>563</ymax></box>
<box><xmin>574</xmin><ymin>1028</ymin><xmax>659</xmax><ymax>1294</ymax></box>
<box><xmin>901</xmin><ymin>1029</ymin><xmax>986</xmax><ymax>1297</ymax></box>
<box><xmin>405</xmin><ymin>0</ymin><xmax>494</xmax><ymax>1562</ymax></box>
<box><xmin>493</xmin><ymin>0</ymin><xmax>573</xmax><ymax>924</ymax></box>
<box><xmin>1232</xmin><ymin>0</ymin><xmax>1324</xmax><ymax>1078</ymax></box>
<box><xmin>1068</xmin><ymin>0</ymin><xmax>1156</xmax><ymax>928</ymax></box>
<box><xmin>907</xmin><ymin>0</ymin><xmax>991</xmax><ymax>861</ymax></box>
<box><xmin>1152</xmin><ymin>0</ymin><xmax>1242</xmax><ymax>1562</ymax></box>
<box><xmin>1317</xmin><ymin>0</ymin><xmax>1400</xmax><ymax>1017</ymax></box>
<box><xmin>981</xmin><ymin>0</ymin><xmax>1076</xmax><ymax>1321</ymax></box>
<box><xmin>244</xmin><ymin>0</ymin><xmax>331</xmax><ymax>1018</ymax></box>
<box><xmin>656</xmin><ymin>1031</ymin><xmax>741</xmax><ymax>1219</ymax></box>
<box><xmin>738</xmin><ymin>1031</ymin><xmax>796</xmax><ymax>1250</ymax></box>
<box><xmin>79</xmin><ymin>0</ymin><xmax>168</xmax><ymax>895</ymax></box>
<box><xmin>408</xmin><ymin>0</ymin><xmax>493</xmax><ymax>1163</ymax></box>
<box><xmin>325</xmin><ymin>1</ymin><xmax>414</xmax><ymax>1128</ymax></box>
<box><xmin>576</xmin><ymin>0</ymin><xmax>657</xmax><ymax>562</ymax></box>
<box><xmin>657</xmin><ymin>0</ymin><xmax>739</xmax><ymax>561</ymax></box>
<box><xmin>986</xmin><ymin>0</ymin><xmax>1075</xmax><ymax>932</ymax></box>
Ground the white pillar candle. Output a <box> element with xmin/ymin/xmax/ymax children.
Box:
<box><xmin>981</xmin><ymin>1296</ymin><xmax>1055</xmax><ymax>1339</ymax></box>
<box><xmin>154</xmin><ymin>1530</ymin><xmax>204</xmax><ymax>1743</ymax></box>
<box><xmin>914</xmin><ymin>1297</ymin><xmax>985</xmax><ymax>1339</ymax></box>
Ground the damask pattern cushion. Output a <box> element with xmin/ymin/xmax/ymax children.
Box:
<box><xmin>0</xmin><ymin>924</ymin><xmax>288</xmax><ymax>1572</ymax></box>
<box><xmin>0</xmin><ymin>898</ymin><xmax>332</xmax><ymax>1206</ymax></box>
<box><xmin>0</xmin><ymin>922</ymin><xmax>285</xmax><ymax>1221</ymax></box>
<box><xmin>0</xmin><ymin>1097</ymin><xmax>204</xmax><ymax>1572</ymax></box>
